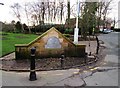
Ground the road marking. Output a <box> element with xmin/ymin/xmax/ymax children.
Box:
<box><xmin>73</xmin><ymin>72</ymin><xmax>78</xmax><ymax>74</ymax></box>
<box><xmin>90</xmin><ymin>67</ymin><xmax>98</xmax><ymax>71</ymax></box>
<box><xmin>83</xmin><ymin>70</ymin><xmax>88</xmax><ymax>73</ymax></box>
<box><xmin>41</xmin><ymin>72</ymin><xmax>48</xmax><ymax>75</ymax></box>
<box><xmin>55</xmin><ymin>73</ymin><xmax>63</xmax><ymax>76</ymax></box>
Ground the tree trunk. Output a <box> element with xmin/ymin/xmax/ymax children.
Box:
<box><xmin>67</xmin><ymin>0</ymin><xmax>70</xmax><ymax>28</ymax></box>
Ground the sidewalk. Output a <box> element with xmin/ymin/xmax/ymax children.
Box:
<box><xmin>78</xmin><ymin>41</ymin><xmax>97</xmax><ymax>54</ymax></box>
<box><xmin>2</xmin><ymin>69</ymin><xmax>86</xmax><ymax>86</ymax></box>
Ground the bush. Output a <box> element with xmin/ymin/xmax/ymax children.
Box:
<box><xmin>114</xmin><ymin>28</ymin><xmax>120</xmax><ymax>32</ymax></box>
<box><xmin>64</xmin><ymin>29</ymin><xmax>73</xmax><ymax>34</ymax></box>
<box><xmin>63</xmin><ymin>34</ymin><xmax>71</xmax><ymax>37</ymax></box>
<box><xmin>2</xmin><ymin>23</ymin><xmax>14</xmax><ymax>32</ymax></box>
<box><xmin>15</xmin><ymin>21</ymin><xmax>22</xmax><ymax>33</ymax></box>
<box><xmin>34</xmin><ymin>24</ymin><xmax>65</xmax><ymax>33</ymax></box>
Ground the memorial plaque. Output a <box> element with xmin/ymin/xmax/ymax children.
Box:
<box><xmin>45</xmin><ymin>37</ymin><xmax>61</xmax><ymax>49</ymax></box>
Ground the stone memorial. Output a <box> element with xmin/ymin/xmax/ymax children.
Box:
<box><xmin>45</xmin><ymin>37</ymin><xmax>61</xmax><ymax>49</ymax></box>
<box><xmin>15</xmin><ymin>27</ymin><xmax>86</xmax><ymax>59</ymax></box>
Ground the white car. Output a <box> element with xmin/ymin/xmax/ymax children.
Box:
<box><xmin>103</xmin><ymin>29</ymin><xmax>113</xmax><ymax>34</ymax></box>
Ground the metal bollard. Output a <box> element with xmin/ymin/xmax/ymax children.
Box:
<box><xmin>96</xmin><ymin>36</ymin><xmax>100</xmax><ymax>54</ymax></box>
<box><xmin>29</xmin><ymin>47</ymin><xmax>37</xmax><ymax>81</ymax></box>
<box><xmin>60</xmin><ymin>54</ymin><xmax>64</xmax><ymax>69</ymax></box>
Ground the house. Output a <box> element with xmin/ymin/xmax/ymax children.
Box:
<box><xmin>64</xmin><ymin>18</ymin><xmax>82</xmax><ymax>29</ymax></box>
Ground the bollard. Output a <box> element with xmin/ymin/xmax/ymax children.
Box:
<box><xmin>60</xmin><ymin>54</ymin><xmax>64</xmax><ymax>69</ymax></box>
<box><xmin>96</xmin><ymin>36</ymin><xmax>100</xmax><ymax>54</ymax></box>
<box><xmin>29</xmin><ymin>47</ymin><xmax>37</xmax><ymax>81</ymax></box>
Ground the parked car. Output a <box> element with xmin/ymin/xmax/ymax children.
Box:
<box><xmin>103</xmin><ymin>29</ymin><xmax>113</xmax><ymax>34</ymax></box>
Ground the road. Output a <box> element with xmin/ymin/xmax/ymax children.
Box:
<box><xmin>83</xmin><ymin>32</ymin><xmax>119</xmax><ymax>86</ymax></box>
<box><xmin>0</xmin><ymin>32</ymin><xmax>119</xmax><ymax>87</ymax></box>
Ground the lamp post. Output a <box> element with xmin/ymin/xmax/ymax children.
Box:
<box><xmin>74</xmin><ymin>0</ymin><xmax>80</xmax><ymax>44</ymax></box>
<box><xmin>0</xmin><ymin>3</ymin><xmax>4</xmax><ymax>5</ymax></box>
<box><xmin>29</xmin><ymin>47</ymin><xmax>37</xmax><ymax>81</ymax></box>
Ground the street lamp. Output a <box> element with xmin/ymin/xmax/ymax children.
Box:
<box><xmin>0</xmin><ymin>3</ymin><xmax>4</xmax><ymax>5</ymax></box>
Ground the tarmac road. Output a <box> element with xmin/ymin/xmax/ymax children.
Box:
<box><xmin>83</xmin><ymin>32</ymin><xmax>119</xmax><ymax>86</ymax></box>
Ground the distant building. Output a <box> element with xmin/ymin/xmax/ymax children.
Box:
<box><xmin>65</xmin><ymin>17</ymin><xmax>113</xmax><ymax>30</ymax></box>
<box><xmin>64</xmin><ymin>18</ymin><xmax>82</xmax><ymax>29</ymax></box>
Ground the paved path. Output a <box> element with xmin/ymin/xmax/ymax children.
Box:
<box><xmin>0</xmin><ymin>52</ymin><xmax>15</xmax><ymax>60</ymax></box>
<box><xmin>1</xmin><ymin>69</ymin><xmax>85</xmax><ymax>86</ymax></box>
<box><xmin>78</xmin><ymin>41</ymin><xmax>97</xmax><ymax>54</ymax></box>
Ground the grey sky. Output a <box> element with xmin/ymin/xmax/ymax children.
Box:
<box><xmin>0</xmin><ymin>0</ymin><xmax>119</xmax><ymax>27</ymax></box>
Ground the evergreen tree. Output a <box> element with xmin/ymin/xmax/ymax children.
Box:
<box><xmin>15</xmin><ymin>21</ymin><xmax>22</xmax><ymax>33</ymax></box>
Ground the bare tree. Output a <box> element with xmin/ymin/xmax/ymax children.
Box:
<box><xmin>96</xmin><ymin>0</ymin><xmax>113</xmax><ymax>29</ymax></box>
<box><xmin>47</xmin><ymin>0</ymin><xmax>50</xmax><ymax>23</ymax></box>
<box><xmin>31</xmin><ymin>14</ymin><xmax>37</xmax><ymax>26</ymax></box>
<box><xmin>30</xmin><ymin>2</ymin><xmax>41</xmax><ymax>25</ymax></box>
<box><xmin>24</xmin><ymin>3</ymin><xmax>31</xmax><ymax>33</ymax></box>
<box><xmin>41</xmin><ymin>2</ymin><xmax>45</xmax><ymax>23</ymax></box>
<box><xmin>11</xmin><ymin>3</ymin><xmax>24</xmax><ymax>32</ymax></box>
<box><xmin>11</xmin><ymin>3</ymin><xmax>21</xmax><ymax>21</ymax></box>
<box><xmin>102</xmin><ymin>0</ymin><xmax>113</xmax><ymax>29</ymax></box>
<box><xmin>60</xmin><ymin>1</ymin><xmax>64</xmax><ymax>23</ymax></box>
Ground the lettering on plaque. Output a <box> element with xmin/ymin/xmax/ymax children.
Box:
<box><xmin>45</xmin><ymin>37</ymin><xmax>61</xmax><ymax>49</ymax></box>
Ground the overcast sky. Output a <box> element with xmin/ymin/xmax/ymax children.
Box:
<box><xmin>0</xmin><ymin>0</ymin><xmax>119</xmax><ymax>27</ymax></box>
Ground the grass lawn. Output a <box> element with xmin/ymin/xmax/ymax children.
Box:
<box><xmin>0</xmin><ymin>32</ymin><xmax>38</xmax><ymax>57</ymax></box>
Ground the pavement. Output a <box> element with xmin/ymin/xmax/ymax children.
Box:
<box><xmin>82</xmin><ymin>32</ymin><xmax>119</xmax><ymax>86</ymax></box>
<box><xmin>2</xmin><ymin>69</ymin><xmax>84</xmax><ymax>86</ymax></box>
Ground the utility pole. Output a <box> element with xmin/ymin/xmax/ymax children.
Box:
<box><xmin>74</xmin><ymin>0</ymin><xmax>80</xmax><ymax>44</ymax></box>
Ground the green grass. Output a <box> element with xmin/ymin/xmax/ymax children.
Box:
<box><xmin>0</xmin><ymin>32</ymin><xmax>38</xmax><ymax>57</ymax></box>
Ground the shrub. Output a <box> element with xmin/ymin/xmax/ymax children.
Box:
<box><xmin>2</xmin><ymin>23</ymin><xmax>14</xmax><ymax>32</ymax></box>
<box><xmin>63</xmin><ymin>34</ymin><xmax>71</xmax><ymax>37</ymax></box>
<box><xmin>34</xmin><ymin>24</ymin><xmax>65</xmax><ymax>33</ymax></box>
<box><xmin>15</xmin><ymin>21</ymin><xmax>22</xmax><ymax>33</ymax></box>
<box><xmin>64</xmin><ymin>29</ymin><xmax>73</xmax><ymax>34</ymax></box>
